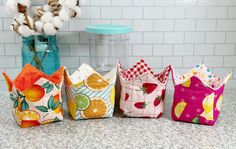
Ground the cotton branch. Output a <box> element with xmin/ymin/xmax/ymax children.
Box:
<box><xmin>17</xmin><ymin>3</ymin><xmax>33</xmax><ymax>29</ymax></box>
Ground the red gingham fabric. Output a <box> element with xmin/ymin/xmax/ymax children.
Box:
<box><xmin>154</xmin><ymin>65</ymin><xmax>172</xmax><ymax>84</ymax></box>
<box><xmin>119</xmin><ymin>59</ymin><xmax>171</xmax><ymax>84</ymax></box>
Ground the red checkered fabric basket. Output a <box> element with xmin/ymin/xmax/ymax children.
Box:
<box><xmin>119</xmin><ymin>59</ymin><xmax>171</xmax><ymax>84</ymax></box>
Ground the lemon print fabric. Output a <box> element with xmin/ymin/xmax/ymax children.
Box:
<box><xmin>216</xmin><ymin>95</ymin><xmax>223</xmax><ymax>111</ymax></box>
<box><xmin>64</xmin><ymin>64</ymin><xmax>117</xmax><ymax>120</ymax></box>
<box><xmin>174</xmin><ymin>101</ymin><xmax>187</xmax><ymax>118</ymax></box>
<box><xmin>200</xmin><ymin>93</ymin><xmax>215</xmax><ymax>121</ymax></box>
<box><xmin>171</xmin><ymin>64</ymin><xmax>231</xmax><ymax>126</ymax></box>
<box><xmin>182</xmin><ymin>79</ymin><xmax>191</xmax><ymax>88</ymax></box>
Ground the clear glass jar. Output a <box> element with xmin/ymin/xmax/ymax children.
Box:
<box><xmin>21</xmin><ymin>35</ymin><xmax>60</xmax><ymax>75</ymax></box>
<box><xmin>86</xmin><ymin>24</ymin><xmax>132</xmax><ymax>74</ymax></box>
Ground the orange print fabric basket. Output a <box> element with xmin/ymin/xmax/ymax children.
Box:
<box><xmin>2</xmin><ymin>64</ymin><xmax>65</xmax><ymax>128</ymax></box>
<box><xmin>64</xmin><ymin>64</ymin><xmax>117</xmax><ymax>120</ymax></box>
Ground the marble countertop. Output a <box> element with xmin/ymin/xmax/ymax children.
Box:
<box><xmin>0</xmin><ymin>90</ymin><xmax>235</xmax><ymax>149</ymax></box>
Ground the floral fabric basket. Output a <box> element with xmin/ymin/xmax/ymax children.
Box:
<box><xmin>2</xmin><ymin>64</ymin><xmax>65</xmax><ymax>128</ymax></box>
<box><xmin>64</xmin><ymin>64</ymin><xmax>117</xmax><ymax>120</ymax></box>
<box><xmin>118</xmin><ymin>59</ymin><xmax>171</xmax><ymax>118</ymax></box>
<box><xmin>171</xmin><ymin>64</ymin><xmax>232</xmax><ymax>126</ymax></box>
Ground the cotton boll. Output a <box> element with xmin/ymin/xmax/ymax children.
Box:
<box><xmin>32</xmin><ymin>6</ymin><xmax>43</xmax><ymax>16</ymax></box>
<box><xmin>18</xmin><ymin>0</ymin><xmax>31</xmax><ymax>7</ymax></box>
<box><xmin>52</xmin><ymin>16</ymin><xmax>63</xmax><ymax>29</ymax></box>
<box><xmin>68</xmin><ymin>9</ymin><xmax>76</xmax><ymax>17</ymax></box>
<box><xmin>18</xmin><ymin>25</ymin><xmax>33</xmax><ymax>37</ymax></box>
<box><xmin>43</xmin><ymin>5</ymin><xmax>51</xmax><ymax>12</ymax></box>
<box><xmin>43</xmin><ymin>23</ymin><xmax>57</xmax><ymax>35</ymax></box>
<box><xmin>59</xmin><ymin>7</ymin><xmax>70</xmax><ymax>21</ymax></box>
<box><xmin>6</xmin><ymin>0</ymin><xmax>18</xmax><ymax>14</ymax></box>
<box><xmin>35</xmin><ymin>21</ymin><xmax>44</xmax><ymax>32</ymax></box>
<box><xmin>64</xmin><ymin>0</ymin><xmax>77</xmax><ymax>9</ymax></box>
<box><xmin>74</xmin><ymin>6</ymin><xmax>82</xmax><ymax>18</ymax></box>
<box><xmin>41</xmin><ymin>12</ymin><xmax>53</xmax><ymax>23</ymax></box>
<box><xmin>15</xmin><ymin>14</ymin><xmax>25</xmax><ymax>24</ymax></box>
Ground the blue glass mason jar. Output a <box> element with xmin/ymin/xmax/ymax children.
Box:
<box><xmin>21</xmin><ymin>35</ymin><xmax>60</xmax><ymax>75</ymax></box>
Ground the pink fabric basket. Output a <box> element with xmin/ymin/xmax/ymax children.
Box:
<box><xmin>171</xmin><ymin>64</ymin><xmax>232</xmax><ymax>126</ymax></box>
<box><xmin>118</xmin><ymin>59</ymin><xmax>171</xmax><ymax>118</ymax></box>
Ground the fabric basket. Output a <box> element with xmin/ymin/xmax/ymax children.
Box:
<box><xmin>2</xmin><ymin>64</ymin><xmax>65</xmax><ymax>128</ymax></box>
<box><xmin>118</xmin><ymin>59</ymin><xmax>171</xmax><ymax>118</ymax></box>
<box><xmin>64</xmin><ymin>64</ymin><xmax>117</xmax><ymax>120</ymax></box>
<box><xmin>171</xmin><ymin>64</ymin><xmax>232</xmax><ymax>125</ymax></box>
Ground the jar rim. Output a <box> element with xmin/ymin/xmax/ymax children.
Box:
<box><xmin>86</xmin><ymin>24</ymin><xmax>132</xmax><ymax>35</ymax></box>
<box><xmin>22</xmin><ymin>35</ymin><xmax>57</xmax><ymax>43</ymax></box>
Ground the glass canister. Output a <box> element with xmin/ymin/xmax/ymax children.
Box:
<box><xmin>21</xmin><ymin>35</ymin><xmax>60</xmax><ymax>75</ymax></box>
<box><xmin>86</xmin><ymin>24</ymin><xmax>132</xmax><ymax>74</ymax></box>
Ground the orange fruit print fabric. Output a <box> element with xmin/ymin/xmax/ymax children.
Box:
<box><xmin>64</xmin><ymin>63</ymin><xmax>117</xmax><ymax>120</ymax></box>
<box><xmin>2</xmin><ymin>64</ymin><xmax>65</xmax><ymax>128</ymax></box>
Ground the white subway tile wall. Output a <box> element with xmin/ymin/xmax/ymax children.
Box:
<box><xmin>0</xmin><ymin>0</ymin><xmax>236</xmax><ymax>91</ymax></box>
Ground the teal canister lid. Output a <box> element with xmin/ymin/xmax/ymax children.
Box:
<box><xmin>86</xmin><ymin>24</ymin><xmax>132</xmax><ymax>34</ymax></box>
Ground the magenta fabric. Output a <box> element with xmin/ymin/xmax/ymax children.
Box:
<box><xmin>171</xmin><ymin>64</ymin><xmax>232</xmax><ymax>126</ymax></box>
<box><xmin>172</xmin><ymin>76</ymin><xmax>224</xmax><ymax>126</ymax></box>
